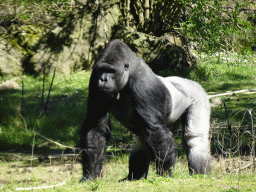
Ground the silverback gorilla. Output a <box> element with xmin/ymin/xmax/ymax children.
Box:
<box><xmin>80</xmin><ymin>39</ymin><xmax>211</xmax><ymax>181</ymax></box>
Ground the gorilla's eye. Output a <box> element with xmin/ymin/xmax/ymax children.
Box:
<box><xmin>124</xmin><ymin>63</ymin><xmax>129</xmax><ymax>71</ymax></box>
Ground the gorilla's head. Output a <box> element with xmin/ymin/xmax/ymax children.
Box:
<box><xmin>93</xmin><ymin>39</ymin><xmax>139</xmax><ymax>98</ymax></box>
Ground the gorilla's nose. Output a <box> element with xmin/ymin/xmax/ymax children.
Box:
<box><xmin>100</xmin><ymin>74</ymin><xmax>109</xmax><ymax>83</ymax></box>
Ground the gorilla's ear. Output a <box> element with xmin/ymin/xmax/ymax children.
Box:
<box><xmin>124</xmin><ymin>63</ymin><xmax>129</xmax><ymax>71</ymax></box>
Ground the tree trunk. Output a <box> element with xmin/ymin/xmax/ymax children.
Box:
<box><xmin>144</xmin><ymin>0</ymin><xmax>150</xmax><ymax>20</ymax></box>
<box><xmin>126</xmin><ymin>0</ymin><xmax>130</xmax><ymax>27</ymax></box>
<box><xmin>135</xmin><ymin>0</ymin><xmax>144</xmax><ymax>28</ymax></box>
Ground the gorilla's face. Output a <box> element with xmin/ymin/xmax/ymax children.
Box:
<box><xmin>95</xmin><ymin>62</ymin><xmax>129</xmax><ymax>97</ymax></box>
<box><xmin>93</xmin><ymin>40</ymin><xmax>139</xmax><ymax>98</ymax></box>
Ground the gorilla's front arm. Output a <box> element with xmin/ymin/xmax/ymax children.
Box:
<box><xmin>123</xmin><ymin>62</ymin><xmax>177</xmax><ymax>180</ymax></box>
<box><xmin>80</xmin><ymin>72</ymin><xmax>112</xmax><ymax>181</ymax></box>
<box><xmin>79</xmin><ymin>39</ymin><xmax>211</xmax><ymax>182</ymax></box>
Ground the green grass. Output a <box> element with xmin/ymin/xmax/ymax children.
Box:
<box><xmin>190</xmin><ymin>52</ymin><xmax>256</xmax><ymax>92</ymax></box>
<box><xmin>0</xmin><ymin>71</ymin><xmax>132</xmax><ymax>149</ymax></box>
<box><xmin>0</xmin><ymin>155</ymin><xmax>256</xmax><ymax>191</ymax></box>
<box><xmin>0</xmin><ymin>52</ymin><xmax>256</xmax><ymax>191</ymax></box>
<box><xmin>0</xmin><ymin>71</ymin><xmax>89</xmax><ymax>148</ymax></box>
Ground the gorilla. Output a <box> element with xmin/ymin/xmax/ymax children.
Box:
<box><xmin>80</xmin><ymin>39</ymin><xmax>211</xmax><ymax>181</ymax></box>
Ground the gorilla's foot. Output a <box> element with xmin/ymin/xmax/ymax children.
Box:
<box><xmin>188</xmin><ymin>154</ymin><xmax>211</xmax><ymax>174</ymax></box>
<box><xmin>119</xmin><ymin>177</ymin><xmax>128</xmax><ymax>182</ymax></box>
<box><xmin>80</xmin><ymin>176</ymin><xmax>91</xmax><ymax>183</ymax></box>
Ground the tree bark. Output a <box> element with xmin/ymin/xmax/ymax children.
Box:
<box><xmin>136</xmin><ymin>0</ymin><xmax>144</xmax><ymax>28</ymax></box>
<box><xmin>144</xmin><ymin>0</ymin><xmax>150</xmax><ymax>20</ymax></box>
<box><xmin>126</xmin><ymin>0</ymin><xmax>130</xmax><ymax>27</ymax></box>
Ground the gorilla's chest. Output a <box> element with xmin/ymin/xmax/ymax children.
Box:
<box><xmin>110</xmin><ymin>88</ymin><xmax>142</xmax><ymax>134</ymax></box>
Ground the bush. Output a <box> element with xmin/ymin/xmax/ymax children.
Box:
<box><xmin>182</xmin><ymin>0</ymin><xmax>256</xmax><ymax>54</ymax></box>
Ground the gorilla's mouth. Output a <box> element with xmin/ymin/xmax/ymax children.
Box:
<box><xmin>99</xmin><ymin>87</ymin><xmax>109</xmax><ymax>91</ymax></box>
<box><xmin>98</xmin><ymin>87</ymin><xmax>112</xmax><ymax>93</ymax></box>
<box><xmin>98</xmin><ymin>87</ymin><xmax>116</xmax><ymax>96</ymax></box>
<box><xmin>98</xmin><ymin>88</ymin><xmax>120</xmax><ymax>100</ymax></box>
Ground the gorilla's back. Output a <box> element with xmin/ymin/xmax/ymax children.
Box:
<box><xmin>157</xmin><ymin>76</ymin><xmax>209</xmax><ymax>124</ymax></box>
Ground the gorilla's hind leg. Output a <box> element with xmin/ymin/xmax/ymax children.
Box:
<box><xmin>182</xmin><ymin>104</ymin><xmax>211</xmax><ymax>174</ymax></box>
<box><xmin>184</xmin><ymin>136</ymin><xmax>211</xmax><ymax>174</ymax></box>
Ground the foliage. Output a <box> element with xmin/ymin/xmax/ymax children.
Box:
<box><xmin>0</xmin><ymin>0</ymin><xmax>122</xmax><ymax>76</ymax></box>
<box><xmin>119</xmin><ymin>0</ymin><xmax>185</xmax><ymax>36</ymax></box>
<box><xmin>0</xmin><ymin>0</ymin><xmax>78</xmax><ymax>64</ymax></box>
<box><xmin>1</xmin><ymin>0</ymin><xmax>255</xmax><ymax>79</ymax></box>
<box><xmin>1</xmin><ymin>0</ymin><xmax>255</xmax><ymax>51</ymax></box>
<box><xmin>118</xmin><ymin>0</ymin><xmax>255</xmax><ymax>53</ymax></box>
<box><xmin>181</xmin><ymin>0</ymin><xmax>256</xmax><ymax>53</ymax></box>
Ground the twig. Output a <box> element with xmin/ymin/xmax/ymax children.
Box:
<box><xmin>41</xmin><ymin>154</ymin><xmax>81</xmax><ymax>159</ymax></box>
<box><xmin>216</xmin><ymin>139</ymin><xmax>240</xmax><ymax>155</ymax></box>
<box><xmin>208</xmin><ymin>89</ymin><xmax>256</xmax><ymax>98</ymax></box>
<box><xmin>44</xmin><ymin>68</ymin><xmax>56</xmax><ymax>110</ymax></box>
<box><xmin>31</xmin><ymin>133</ymin><xmax>36</xmax><ymax>167</ymax></box>
<box><xmin>21</xmin><ymin>113</ymin><xmax>28</xmax><ymax>132</ymax></box>
<box><xmin>41</xmin><ymin>63</ymin><xmax>46</xmax><ymax>107</ymax></box>
<box><xmin>230</xmin><ymin>163</ymin><xmax>252</xmax><ymax>175</ymax></box>
<box><xmin>21</xmin><ymin>76</ymin><xmax>24</xmax><ymax>116</ymax></box>
<box><xmin>16</xmin><ymin>181</ymin><xmax>66</xmax><ymax>191</ymax></box>
<box><xmin>31</xmin><ymin>131</ymin><xmax>80</xmax><ymax>151</ymax></box>
<box><xmin>100</xmin><ymin>4</ymin><xmax>108</xmax><ymax>42</ymax></box>
<box><xmin>248</xmin><ymin>109</ymin><xmax>255</xmax><ymax>171</ymax></box>
<box><xmin>223</xmin><ymin>100</ymin><xmax>231</xmax><ymax>140</ymax></box>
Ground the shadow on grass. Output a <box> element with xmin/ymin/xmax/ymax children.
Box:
<box><xmin>0</xmin><ymin>81</ymin><xmax>134</xmax><ymax>157</ymax></box>
<box><xmin>0</xmin><ymin>87</ymin><xmax>85</xmax><ymax>153</ymax></box>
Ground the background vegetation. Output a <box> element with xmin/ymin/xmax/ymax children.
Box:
<box><xmin>0</xmin><ymin>0</ymin><xmax>256</xmax><ymax>191</ymax></box>
<box><xmin>0</xmin><ymin>0</ymin><xmax>255</xmax><ymax>76</ymax></box>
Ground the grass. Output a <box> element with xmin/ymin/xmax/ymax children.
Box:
<box><xmin>0</xmin><ymin>70</ymin><xmax>132</xmax><ymax>149</ymax></box>
<box><xmin>190</xmin><ymin>51</ymin><xmax>256</xmax><ymax>92</ymax></box>
<box><xmin>0</xmin><ymin>71</ymin><xmax>88</xmax><ymax>148</ymax></box>
<box><xmin>0</xmin><ymin>51</ymin><xmax>256</xmax><ymax>191</ymax></box>
<box><xmin>0</xmin><ymin>154</ymin><xmax>256</xmax><ymax>191</ymax></box>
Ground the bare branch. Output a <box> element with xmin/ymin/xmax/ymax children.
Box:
<box><xmin>208</xmin><ymin>89</ymin><xmax>256</xmax><ymax>98</ymax></box>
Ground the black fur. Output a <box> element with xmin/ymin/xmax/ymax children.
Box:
<box><xmin>80</xmin><ymin>39</ymin><xmax>211</xmax><ymax>181</ymax></box>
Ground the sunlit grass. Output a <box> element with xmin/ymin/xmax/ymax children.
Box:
<box><xmin>0</xmin><ymin>154</ymin><xmax>255</xmax><ymax>191</ymax></box>
<box><xmin>190</xmin><ymin>51</ymin><xmax>256</xmax><ymax>92</ymax></box>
